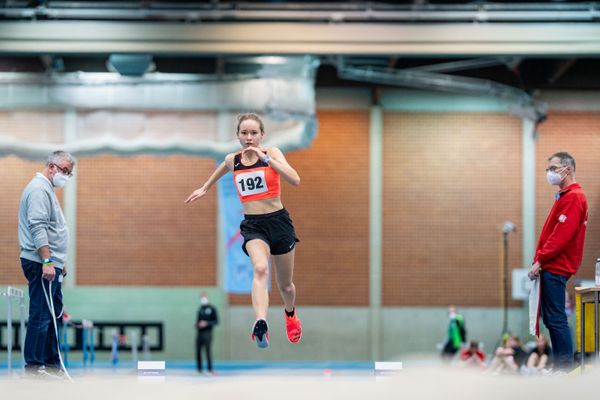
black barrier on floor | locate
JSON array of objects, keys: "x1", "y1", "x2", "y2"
[
  {"x1": 0, "y1": 321, "x2": 21, "y2": 351},
  {"x1": 0, "y1": 321, "x2": 163, "y2": 351}
]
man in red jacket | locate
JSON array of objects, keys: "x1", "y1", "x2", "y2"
[{"x1": 528, "y1": 151, "x2": 588, "y2": 371}]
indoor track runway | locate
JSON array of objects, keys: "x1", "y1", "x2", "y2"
[{"x1": 1, "y1": 362, "x2": 598, "y2": 400}]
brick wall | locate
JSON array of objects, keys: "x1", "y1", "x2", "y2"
[
  {"x1": 382, "y1": 112, "x2": 523, "y2": 306},
  {"x1": 535, "y1": 112, "x2": 600, "y2": 283},
  {"x1": 0, "y1": 111, "x2": 64, "y2": 143},
  {"x1": 76, "y1": 155, "x2": 217, "y2": 286}
]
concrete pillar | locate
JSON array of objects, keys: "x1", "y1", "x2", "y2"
[
  {"x1": 63, "y1": 108, "x2": 78, "y2": 288},
  {"x1": 369, "y1": 105, "x2": 383, "y2": 360}
]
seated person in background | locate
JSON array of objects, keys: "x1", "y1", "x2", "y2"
[
  {"x1": 526, "y1": 335, "x2": 552, "y2": 372},
  {"x1": 489, "y1": 336, "x2": 528, "y2": 374},
  {"x1": 459, "y1": 341, "x2": 486, "y2": 368}
]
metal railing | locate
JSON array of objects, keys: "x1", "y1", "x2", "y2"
[{"x1": 0, "y1": 286, "x2": 26, "y2": 374}]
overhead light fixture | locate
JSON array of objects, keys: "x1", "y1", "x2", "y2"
[
  {"x1": 228, "y1": 56, "x2": 289, "y2": 65},
  {"x1": 252, "y1": 56, "x2": 289, "y2": 65},
  {"x1": 106, "y1": 54, "x2": 155, "y2": 76}
]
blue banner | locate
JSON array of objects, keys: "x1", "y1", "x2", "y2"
[{"x1": 219, "y1": 171, "x2": 263, "y2": 294}]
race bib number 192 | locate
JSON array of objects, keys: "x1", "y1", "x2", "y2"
[{"x1": 236, "y1": 170, "x2": 268, "y2": 196}]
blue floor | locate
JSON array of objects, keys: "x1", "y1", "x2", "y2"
[{"x1": 0, "y1": 360, "x2": 375, "y2": 377}]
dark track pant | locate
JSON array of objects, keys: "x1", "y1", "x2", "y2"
[{"x1": 196, "y1": 330, "x2": 213, "y2": 372}]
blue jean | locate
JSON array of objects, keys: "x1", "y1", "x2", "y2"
[
  {"x1": 21, "y1": 258, "x2": 63, "y2": 367},
  {"x1": 541, "y1": 270, "x2": 573, "y2": 369}
]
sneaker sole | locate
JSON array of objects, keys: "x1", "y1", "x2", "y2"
[
  {"x1": 286, "y1": 323, "x2": 302, "y2": 344},
  {"x1": 252, "y1": 320, "x2": 269, "y2": 349},
  {"x1": 287, "y1": 333, "x2": 302, "y2": 344},
  {"x1": 256, "y1": 335, "x2": 269, "y2": 349}
]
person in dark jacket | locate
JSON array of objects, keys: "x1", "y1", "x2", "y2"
[{"x1": 196, "y1": 291, "x2": 219, "y2": 374}]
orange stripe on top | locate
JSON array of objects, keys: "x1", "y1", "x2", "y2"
[{"x1": 232, "y1": 152, "x2": 281, "y2": 203}]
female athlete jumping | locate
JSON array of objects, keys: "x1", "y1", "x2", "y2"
[{"x1": 185, "y1": 113, "x2": 302, "y2": 349}]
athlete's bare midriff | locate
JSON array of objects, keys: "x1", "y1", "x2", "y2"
[{"x1": 242, "y1": 196, "x2": 284, "y2": 215}]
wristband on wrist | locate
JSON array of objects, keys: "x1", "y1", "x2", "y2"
[
  {"x1": 43, "y1": 258, "x2": 53, "y2": 265},
  {"x1": 264, "y1": 154, "x2": 270, "y2": 164}
]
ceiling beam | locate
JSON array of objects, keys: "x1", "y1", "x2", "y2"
[
  {"x1": 1, "y1": 22, "x2": 600, "y2": 56},
  {"x1": 1, "y1": 2, "x2": 599, "y2": 22}
]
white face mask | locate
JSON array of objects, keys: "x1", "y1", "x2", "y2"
[
  {"x1": 52, "y1": 172, "x2": 69, "y2": 188},
  {"x1": 546, "y1": 167, "x2": 566, "y2": 186},
  {"x1": 200, "y1": 297, "x2": 209, "y2": 305}
]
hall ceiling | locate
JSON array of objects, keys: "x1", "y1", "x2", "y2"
[{"x1": 0, "y1": 1, "x2": 599, "y2": 91}]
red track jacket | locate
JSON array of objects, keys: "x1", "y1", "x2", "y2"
[{"x1": 534, "y1": 183, "x2": 588, "y2": 278}]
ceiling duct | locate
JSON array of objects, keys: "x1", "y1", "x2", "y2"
[
  {"x1": 0, "y1": 56, "x2": 320, "y2": 160},
  {"x1": 337, "y1": 58, "x2": 546, "y2": 122}
]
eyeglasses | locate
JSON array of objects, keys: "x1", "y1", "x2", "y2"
[
  {"x1": 52, "y1": 163, "x2": 73, "y2": 177},
  {"x1": 545, "y1": 165, "x2": 565, "y2": 173}
]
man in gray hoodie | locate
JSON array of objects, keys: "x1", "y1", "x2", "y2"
[{"x1": 18, "y1": 150, "x2": 76, "y2": 377}]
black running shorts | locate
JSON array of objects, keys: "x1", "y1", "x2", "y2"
[{"x1": 240, "y1": 208, "x2": 299, "y2": 256}]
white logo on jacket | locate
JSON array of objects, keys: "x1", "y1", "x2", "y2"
[{"x1": 558, "y1": 214, "x2": 567, "y2": 223}]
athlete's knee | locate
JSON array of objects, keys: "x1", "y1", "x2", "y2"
[
  {"x1": 279, "y1": 282, "x2": 295, "y2": 295},
  {"x1": 253, "y1": 262, "x2": 269, "y2": 279}
]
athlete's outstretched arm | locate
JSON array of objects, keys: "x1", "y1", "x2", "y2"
[{"x1": 184, "y1": 156, "x2": 232, "y2": 203}]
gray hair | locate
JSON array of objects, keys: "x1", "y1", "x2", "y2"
[
  {"x1": 46, "y1": 150, "x2": 76, "y2": 167},
  {"x1": 548, "y1": 151, "x2": 575, "y2": 172}
]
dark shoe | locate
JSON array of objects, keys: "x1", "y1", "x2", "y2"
[{"x1": 251, "y1": 319, "x2": 269, "y2": 349}]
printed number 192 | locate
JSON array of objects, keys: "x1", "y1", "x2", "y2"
[{"x1": 239, "y1": 176, "x2": 264, "y2": 192}]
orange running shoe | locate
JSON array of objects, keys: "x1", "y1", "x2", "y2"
[{"x1": 285, "y1": 309, "x2": 302, "y2": 343}]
